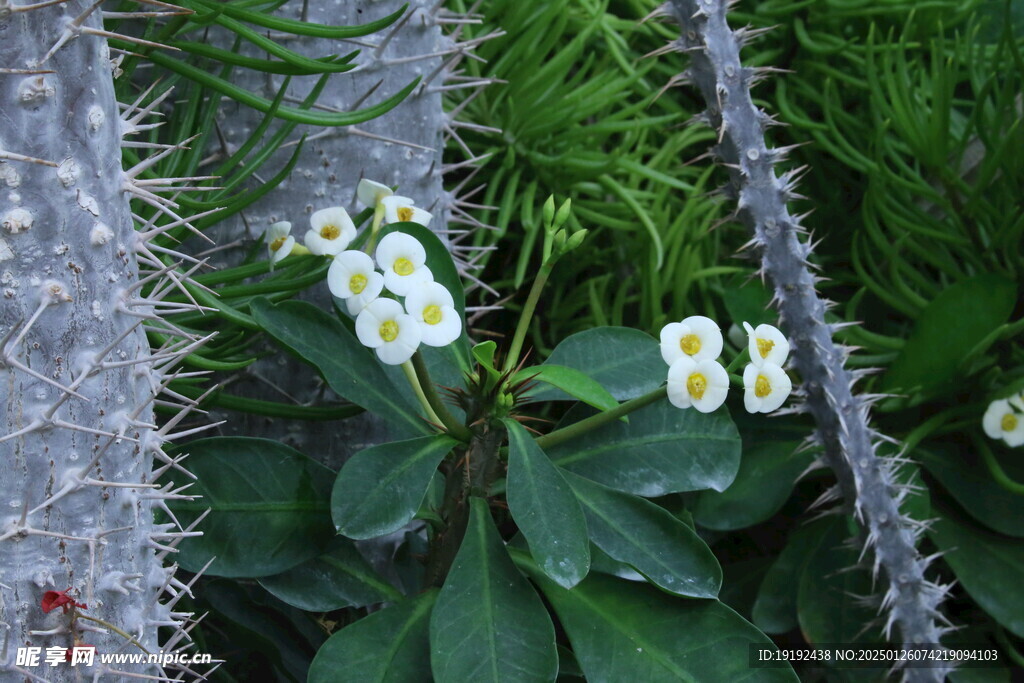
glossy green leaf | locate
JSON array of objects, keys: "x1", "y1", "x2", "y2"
[
  {"x1": 308, "y1": 590, "x2": 436, "y2": 683},
  {"x1": 259, "y1": 537, "x2": 402, "y2": 612},
  {"x1": 692, "y1": 440, "x2": 811, "y2": 531},
  {"x1": 752, "y1": 519, "x2": 833, "y2": 635},
  {"x1": 883, "y1": 274, "x2": 1017, "y2": 397},
  {"x1": 563, "y1": 471, "x2": 721, "y2": 599},
  {"x1": 250, "y1": 298, "x2": 429, "y2": 437},
  {"x1": 930, "y1": 498, "x2": 1024, "y2": 638},
  {"x1": 333, "y1": 435, "x2": 457, "y2": 540},
  {"x1": 430, "y1": 498, "x2": 558, "y2": 683},
  {"x1": 549, "y1": 399, "x2": 741, "y2": 496},
  {"x1": 528, "y1": 327, "x2": 663, "y2": 402},
  {"x1": 518, "y1": 556, "x2": 798, "y2": 683},
  {"x1": 721, "y1": 276, "x2": 776, "y2": 328},
  {"x1": 167, "y1": 438, "x2": 334, "y2": 578},
  {"x1": 920, "y1": 445, "x2": 1024, "y2": 537},
  {"x1": 513, "y1": 364, "x2": 619, "y2": 413},
  {"x1": 504, "y1": 418, "x2": 590, "y2": 589}
]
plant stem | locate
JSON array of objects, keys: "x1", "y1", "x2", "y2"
[
  {"x1": 536, "y1": 385, "x2": 668, "y2": 451},
  {"x1": 503, "y1": 260, "x2": 554, "y2": 374},
  {"x1": 402, "y1": 360, "x2": 444, "y2": 426},
  {"x1": 411, "y1": 352, "x2": 472, "y2": 442},
  {"x1": 74, "y1": 614, "x2": 151, "y2": 655},
  {"x1": 365, "y1": 204, "x2": 386, "y2": 254},
  {"x1": 978, "y1": 438, "x2": 1024, "y2": 495}
]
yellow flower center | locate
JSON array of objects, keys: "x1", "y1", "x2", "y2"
[
  {"x1": 394, "y1": 257, "x2": 414, "y2": 276},
  {"x1": 397, "y1": 207, "x2": 414, "y2": 222},
  {"x1": 1002, "y1": 413, "x2": 1019, "y2": 432},
  {"x1": 756, "y1": 337, "x2": 775, "y2": 359},
  {"x1": 269, "y1": 236, "x2": 287, "y2": 252},
  {"x1": 349, "y1": 273, "x2": 367, "y2": 295},
  {"x1": 680, "y1": 334, "x2": 701, "y2": 356},
  {"x1": 379, "y1": 320, "x2": 399, "y2": 342},
  {"x1": 687, "y1": 372, "x2": 707, "y2": 400},
  {"x1": 320, "y1": 224, "x2": 341, "y2": 240},
  {"x1": 423, "y1": 305, "x2": 442, "y2": 325},
  {"x1": 754, "y1": 375, "x2": 771, "y2": 398}
]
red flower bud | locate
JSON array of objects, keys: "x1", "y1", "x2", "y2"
[{"x1": 41, "y1": 589, "x2": 87, "y2": 614}]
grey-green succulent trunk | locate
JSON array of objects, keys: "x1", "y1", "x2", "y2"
[
  {"x1": 1, "y1": 3, "x2": 180, "y2": 679},
  {"x1": 662, "y1": 2, "x2": 949, "y2": 679}
]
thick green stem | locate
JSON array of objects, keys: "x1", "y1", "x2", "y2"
[
  {"x1": 412, "y1": 351, "x2": 472, "y2": 442},
  {"x1": 536, "y1": 385, "x2": 668, "y2": 451},
  {"x1": 503, "y1": 261, "x2": 555, "y2": 373}
]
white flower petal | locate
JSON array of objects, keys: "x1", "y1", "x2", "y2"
[
  {"x1": 269, "y1": 235, "x2": 295, "y2": 266},
  {"x1": 420, "y1": 307, "x2": 461, "y2": 346},
  {"x1": 357, "y1": 179, "x2": 393, "y2": 208},
  {"x1": 266, "y1": 221, "x2": 291, "y2": 243},
  {"x1": 1009, "y1": 393, "x2": 1024, "y2": 412},
  {"x1": 327, "y1": 251, "x2": 373, "y2": 299},
  {"x1": 375, "y1": 231, "x2": 426, "y2": 268},
  {"x1": 690, "y1": 360, "x2": 729, "y2": 413},
  {"x1": 748, "y1": 322, "x2": 790, "y2": 367},
  {"x1": 406, "y1": 281, "x2": 454, "y2": 316},
  {"x1": 309, "y1": 207, "x2": 356, "y2": 254},
  {"x1": 375, "y1": 315, "x2": 421, "y2": 365},
  {"x1": 983, "y1": 400, "x2": 1009, "y2": 439},
  {"x1": 346, "y1": 273, "x2": 384, "y2": 315},
  {"x1": 354, "y1": 298, "x2": 402, "y2": 349},
  {"x1": 660, "y1": 322, "x2": 688, "y2": 366},
  {"x1": 666, "y1": 356, "x2": 697, "y2": 409},
  {"x1": 384, "y1": 264, "x2": 433, "y2": 297},
  {"x1": 1005, "y1": 416, "x2": 1024, "y2": 447},
  {"x1": 681, "y1": 315, "x2": 723, "y2": 361},
  {"x1": 743, "y1": 362, "x2": 791, "y2": 413}
]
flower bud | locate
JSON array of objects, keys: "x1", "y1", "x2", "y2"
[
  {"x1": 553, "y1": 198, "x2": 572, "y2": 230},
  {"x1": 565, "y1": 228, "x2": 588, "y2": 251},
  {"x1": 542, "y1": 195, "x2": 556, "y2": 230}
]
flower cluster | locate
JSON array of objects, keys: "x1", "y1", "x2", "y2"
[
  {"x1": 264, "y1": 179, "x2": 460, "y2": 367},
  {"x1": 659, "y1": 317, "x2": 793, "y2": 414},
  {"x1": 264, "y1": 179, "x2": 433, "y2": 268},
  {"x1": 983, "y1": 394, "x2": 1024, "y2": 447},
  {"x1": 740, "y1": 322, "x2": 793, "y2": 414}
]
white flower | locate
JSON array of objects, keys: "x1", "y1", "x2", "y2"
[
  {"x1": 742, "y1": 321, "x2": 790, "y2": 367},
  {"x1": 660, "y1": 315, "x2": 723, "y2": 365},
  {"x1": 305, "y1": 207, "x2": 356, "y2": 256},
  {"x1": 1009, "y1": 392, "x2": 1024, "y2": 412},
  {"x1": 405, "y1": 281, "x2": 461, "y2": 347},
  {"x1": 983, "y1": 399, "x2": 1024, "y2": 447},
  {"x1": 667, "y1": 357, "x2": 729, "y2": 413},
  {"x1": 328, "y1": 250, "x2": 384, "y2": 315},
  {"x1": 357, "y1": 178, "x2": 393, "y2": 208},
  {"x1": 382, "y1": 195, "x2": 432, "y2": 227},
  {"x1": 265, "y1": 221, "x2": 294, "y2": 268},
  {"x1": 743, "y1": 362, "x2": 792, "y2": 414},
  {"x1": 375, "y1": 231, "x2": 433, "y2": 296},
  {"x1": 355, "y1": 298, "x2": 421, "y2": 365}
]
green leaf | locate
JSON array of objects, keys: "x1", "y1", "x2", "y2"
[
  {"x1": 691, "y1": 441, "x2": 811, "y2": 531},
  {"x1": 333, "y1": 435, "x2": 457, "y2": 540},
  {"x1": 517, "y1": 556, "x2": 798, "y2": 683},
  {"x1": 513, "y1": 364, "x2": 620, "y2": 414},
  {"x1": 920, "y1": 445, "x2": 1024, "y2": 537},
  {"x1": 196, "y1": 0, "x2": 409, "y2": 39},
  {"x1": 250, "y1": 298, "x2": 429, "y2": 437},
  {"x1": 930, "y1": 497, "x2": 1024, "y2": 638},
  {"x1": 472, "y1": 340, "x2": 501, "y2": 383},
  {"x1": 430, "y1": 498, "x2": 558, "y2": 683},
  {"x1": 258, "y1": 537, "x2": 402, "y2": 611},
  {"x1": 883, "y1": 274, "x2": 1017, "y2": 398},
  {"x1": 167, "y1": 437, "x2": 334, "y2": 578},
  {"x1": 503, "y1": 418, "x2": 591, "y2": 589},
  {"x1": 797, "y1": 518, "x2": 881, "y2": 647},
  {"x1": 528, "y1": 327, "x2": 664, "y2": 402},
  {"x1": 549, "y1": 399, "x2": 741, "y2": 496},
  {"x1": 752, "y1": 519, "x2": 833, "y2": 635},
  {"x1": 720, "y1": 276, "x2": 776, "y2": 329},
  {"x1": 563, "y1": 471, "x2": 721, "y2": 599},
  {"x1": 308, "y1": 590, "x2": 436, "y2": 683}
]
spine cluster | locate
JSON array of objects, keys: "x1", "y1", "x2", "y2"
[
  {"x1": 1, "y1": 2, "x2": 212, "y2": 680},
  {"x1": 659, "y1": 1, "x2": 950, "y2": 678}
]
